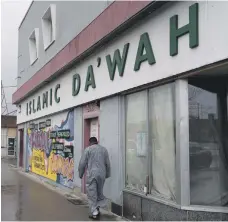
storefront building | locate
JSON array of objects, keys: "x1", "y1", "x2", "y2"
[{"x1": 13, "y1": 1, "x2": 228, "y2": 220}]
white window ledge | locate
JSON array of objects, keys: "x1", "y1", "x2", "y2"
[
  {"x1": 30, "y1": 57, "x2": 38, "y2": 66},
  {"x1": 44, "y1": 39, "x2": 55, "y2": 51}
]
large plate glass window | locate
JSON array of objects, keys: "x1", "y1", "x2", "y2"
[
  {"x1": 149, "y1": 83, "x2": 176, "y2": 200},
  {"x1": 188, "y1": 77, "x2": 228, "y2": 206},
  {"x1": 125, "y1": 82, "x2": 176, "y2": 200},
  {"x1": 125, "y1": 90, "x2": 148, "y2": 192}
]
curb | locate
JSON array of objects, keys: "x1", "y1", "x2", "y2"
[{"x1": 13, "y1": 167, "x2": 126, "y2": 221}]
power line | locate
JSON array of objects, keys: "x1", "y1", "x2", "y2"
[
  {"x1": 2, "y1": 86, "x2": 17, "y2": 88},
  {"x1": 5, "y1": 110, "x2": 17, "y2": 116}
]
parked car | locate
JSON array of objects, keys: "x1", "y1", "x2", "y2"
[{"x1": 190, "y1": 144, "x2": 212, "y2": 170}]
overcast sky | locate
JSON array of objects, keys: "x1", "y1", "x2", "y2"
[{"x1": 1, "y1": 0, "x2": 31, "y2": 115}]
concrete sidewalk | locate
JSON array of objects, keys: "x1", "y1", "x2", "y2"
[
  {"x1": 12, "y1": 166, "x2": 126, "y2": 221},
  {"x1": 1, "y1": 156, "x2": 17, "y2": 166}
]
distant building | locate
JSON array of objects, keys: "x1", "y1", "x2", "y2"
[
  {"x1": 1, "y1": 115, "x2": 17, "y2": 157},
  {"x1": 1, "y1": 115, "x2": 17, "y2": 148},
  {"x1": 13, "y1": 1, "x2": 228, "y2": 220}
]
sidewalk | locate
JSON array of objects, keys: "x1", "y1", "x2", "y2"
[
  {"x1": 1, "y1": 156, "x2": 17, "y2": 167},
  {"x1": 13, "y1": 166, "x2": 126, "y2": 221}
]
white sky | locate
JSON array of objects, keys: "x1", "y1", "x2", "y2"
[{"x1": 1, "y1": 0, "x2": 31, "y2": 115}]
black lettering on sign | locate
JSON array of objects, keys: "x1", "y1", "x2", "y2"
[
  {"x1": 57, "y1": 130, "x2": 70, "y2": 139},
  {"x1": 46, "y1": 119, "x2": 51, "y2": 127},
  {"x1": 67, "y1": 153, "x2": 73, "y2": 158},
  {"x1": 29, "y1": 101, "x2": 32, "y2": 115},
  {"x1": 34, "y1": 156, "x2": 40, "y2": 161},
  {"x1": 56, "y1": 150, "x2": 63, "y2": 155},
  {"x1": 64, "y1": 148, "x2": 71, "y2": 152},
  {"x1": 50, "y1": 131, "x2": 57, "y2": 139},
  {"x1": 53, "y1": 142, "x2": 64, "y2": 151},
  {"x1": 34, "y1": 162, "x2": 45, "y2": 170},
  {"x1": 64, "y1": 145, "x2": 74, "y2": 158},
  {"x1": 39, "y1": 122, "x2": 46, "y2": 129},
  {"x1": 52, "y1": 142, "x2": 64, "y2": 155}
]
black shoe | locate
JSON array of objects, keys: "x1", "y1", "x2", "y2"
[
  {"x1": 89, "y1": 214, "x2": 98, "y2": 220},
  {"x1": 97, "y1": 207, "x2": 100, "y2": 216}
]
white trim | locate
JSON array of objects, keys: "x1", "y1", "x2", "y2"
[
  {"x1": 44, "y1": 39, "x2": 55, "y2": 51},
  {"x1": 30, "y1": 57, "x2": 38, "y2": 66},
  {"x1": 41, "y1": 4, "x2": 56, "y2": 50},
  {"x1": 28, "y1": 28, "x2": 39, "y2": 65}
]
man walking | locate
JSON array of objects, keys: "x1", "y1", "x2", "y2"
[{"x1": 78, "y1": 137, "x2": 111, "y2": 219}]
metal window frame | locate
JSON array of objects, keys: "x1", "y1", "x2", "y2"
[
  {"x1": 122, "y1": 80, "x2": 184, "y2": 203},
  {"x1": 123, "y1": 90, "x2": 149, "y2": 193},
  {"x1": 175, "y1": 79, "x2": 190, "y2": 206},
  {"x1": 147, "y1": 89, "x2": 152, "y2": 193},
  {"x1": 119, "y1": 96, "x2": 126, "y2": 210}
]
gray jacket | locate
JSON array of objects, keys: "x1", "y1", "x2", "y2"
[{"x1": 78, "y1": 144, "x2": 111, "y2": 181}]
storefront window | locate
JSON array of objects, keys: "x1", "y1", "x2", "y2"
[
  {"x1": 149, "y1": 83, "x2": 176, "y2": 200},
  {"x1": 125, "y1": 83, "x2": 176, "y2": 199},
  {"x1": 125, "y1": 90, "x2": 148, "y2": 192},
  {"x1": 189, "y1": 78, "x2": 228, "y2": 206}
]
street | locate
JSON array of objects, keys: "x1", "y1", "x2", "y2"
[{"x1": 1, "y1": 159, "x2": 120, "y2": 221}]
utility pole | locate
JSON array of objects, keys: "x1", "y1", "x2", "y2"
[{"x1": 1, "y1": 81, "x2": 9, "y2": 115}]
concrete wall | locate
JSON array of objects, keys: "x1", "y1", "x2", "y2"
[
  {"x1": 100, "y1": 96, "x2": 123, "y2": 205},
  {"x1": 1, "y1": 148, "x2": 7, "y2": 157},
  {"x1": 1, "y1": 128, "x2": 7, "y2": 148},
  {"x1": 18, "y1": 1, "x2": 113, "y2": 88},
  {"x1": 8, "y1": 128, "x2": 17, "y2": 138},
  {"x1": 74, "y1": 106, "x2": 83, "y2": 187}
]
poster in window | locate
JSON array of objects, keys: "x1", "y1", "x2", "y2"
[
  {"x1": 136, "y1": 131, "x2": 147, "y2": 157},
  {"x1": 90, "y1": 119, "x2": 99, "y2": 140}
]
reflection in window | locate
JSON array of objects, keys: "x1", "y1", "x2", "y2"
[
  {"x1": 125, "y1": 90, "x2": 148, "y2": 192},
  {"x1": 189, "y1": 78, "x2": 228, "y2": 206},
  {"x1": 149, "y1": 83, "x2": 176, "y2": 200}
]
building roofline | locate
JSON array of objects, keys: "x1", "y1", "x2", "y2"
[
  {"x1": 18, "y1": 0, "x2": 34, "y2": 30},
  {"x1": 13, "y1": 1, "x2": 165, "y2": 104}
]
